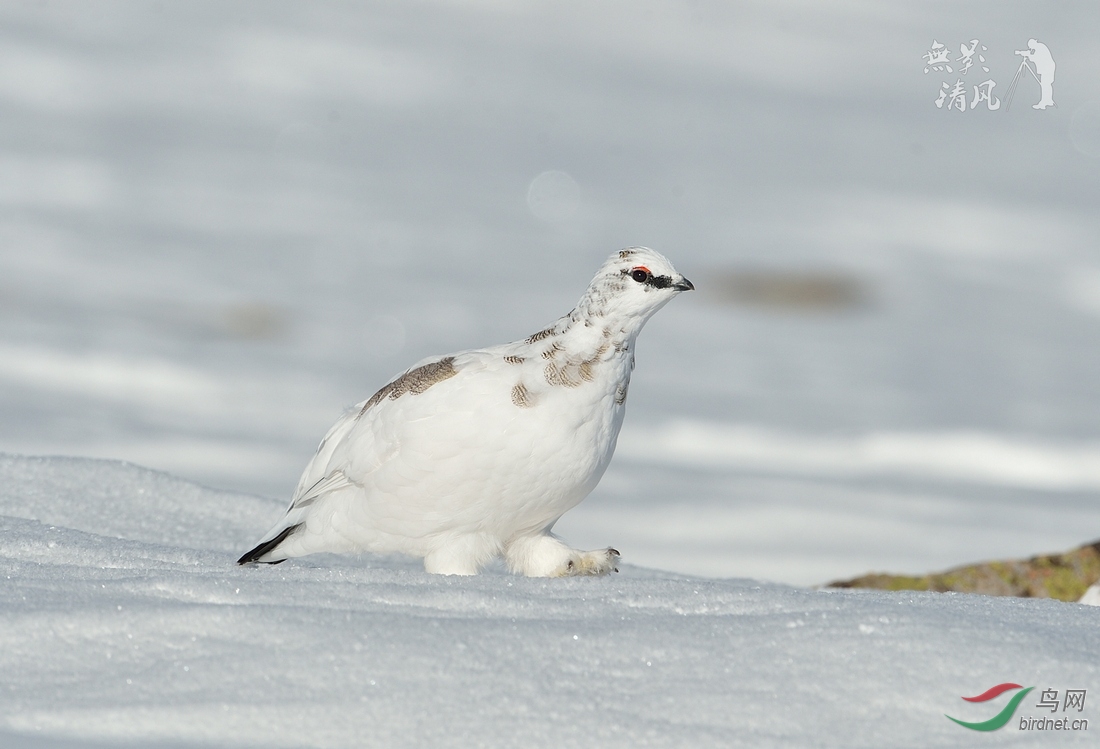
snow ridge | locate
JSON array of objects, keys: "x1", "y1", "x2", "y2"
[{"x1": 1, "y1": 455, "x2": 1097, "y2": 748}]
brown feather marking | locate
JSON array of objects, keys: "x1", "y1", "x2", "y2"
[
  {"x1": 526, "y1": 327, "x2": 556, "y2": 344},
  {"x1": 541, "y1": 341, "x2": 564, "y2": 360},
  {"x1": 358, "y1": 356, "x2": 458, "y2": 416},
  {"x1": 543, "y1": 362, "x2": 561, "y2": 387},
  {"x1": 511, "y1": 382, "x2": 535, "y2": 408},
  {"x1": 577, "y1": 342, "x2": 608, "y2": 382},
  {"x1": 544, "y1": 361, "x2": 583, "y2": 388},
  {"x1": 504, "y1": 355, "x2": 525, "y2": 364},
  {"x1": 615, "y1": 382, "x2": 628, "y2": 405}
]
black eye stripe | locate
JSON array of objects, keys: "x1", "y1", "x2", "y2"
[{"x1": 622, "y1": 268, "x2": 673, "y2": 288}]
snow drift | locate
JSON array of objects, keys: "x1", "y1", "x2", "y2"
[{"x1": 1, "y1": 455, "x2": 1096, "y2": 748}]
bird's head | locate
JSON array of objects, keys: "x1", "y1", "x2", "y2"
[{"x1": 575, "y1": 247, "x2": 693, "y2": 328}]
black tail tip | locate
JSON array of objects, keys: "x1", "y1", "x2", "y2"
[
  {"x1": 236, "y1": 547, "x2": 276, "y2": 565},
  {"x1": 236, "y1": 554, "x2": 286, "y2": 566},
  {"x1": 236, "y1": 524, "x2": 300, "y2": 566}
]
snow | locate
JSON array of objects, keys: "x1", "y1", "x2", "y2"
[
  {"x1": 1, "y1": 455, "x2": 1097, "y2": 748},
  {"x1": 2, "y1": 0, "x2": 1100, "y2": 744}
]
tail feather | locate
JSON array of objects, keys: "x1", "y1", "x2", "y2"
[{"x1": 237, "y1": 523, "x2": 302, "y2": 565}]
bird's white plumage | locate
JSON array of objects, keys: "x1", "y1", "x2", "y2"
[{"x1": 239, "y1": 247, "x2": 692, "y2": 576}]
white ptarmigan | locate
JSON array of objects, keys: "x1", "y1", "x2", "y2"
[{"x1": 238, "y1": 247, "x2": 693, "y2": 576}]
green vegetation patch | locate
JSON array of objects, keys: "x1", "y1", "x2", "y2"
[{"x1": 828, "y1": 540, "x2": 1100, "y2": 602}]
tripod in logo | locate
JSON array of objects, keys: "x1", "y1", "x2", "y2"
[{"x1": 946, "y1": 683, "x2": 1034, "y2": 731}]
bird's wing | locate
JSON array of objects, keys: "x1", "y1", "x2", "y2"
[
  {"x1": 244, "y1": 344, "x2": 530, "y2": 556},
  {"x1": 293, "y1": 347, "x2": 505, "y2": 496},
  {"x1": 238, "y1": 409, "x2": 362, "y2": 560},
  {"x1": 288, "y1": 406, "x2": 363, "y2": 508}
]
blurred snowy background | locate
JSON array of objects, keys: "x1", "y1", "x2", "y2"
[{"x1": 2, "y1": 0, "x2": 1099, "y2": 585}]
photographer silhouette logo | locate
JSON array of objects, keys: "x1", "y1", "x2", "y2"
[
  {"x1": 1009, "y1": 39, "x2": 1056, "y2": 110},
  {"x1": 922, "y1": 38, "x2": 1056, "y2": 112}
]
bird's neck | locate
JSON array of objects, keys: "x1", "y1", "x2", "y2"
[{"x1": 551, "y1": 309, "x2": 639, "y2": 365}]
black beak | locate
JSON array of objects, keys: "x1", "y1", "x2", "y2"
[{"x1": 674, "y1": 277, "x2": 695, "y2": 292}]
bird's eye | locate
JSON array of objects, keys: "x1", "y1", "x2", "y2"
[{"x1": 630, "y1": 268, "x2": 650, "y2": 283}]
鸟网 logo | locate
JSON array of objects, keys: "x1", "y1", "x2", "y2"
[{"x1": 945, "y1": 683, "x2": 1034, "y2": 731}]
